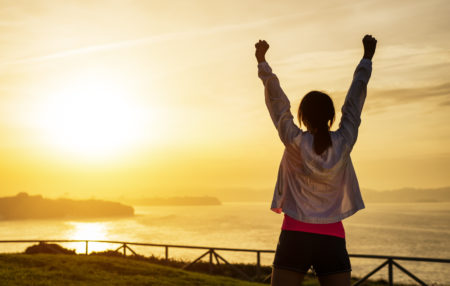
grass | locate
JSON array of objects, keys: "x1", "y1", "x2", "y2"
[
  {"x1": 0, "y1": 252, "x2": 415, "y2": 286},
  {"x1": 0, "y1": 253, "x2": 265, "y2": 286}
]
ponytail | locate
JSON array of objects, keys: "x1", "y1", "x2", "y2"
[
  {"x1": 312, "y1": 123, "x2": 332, "y2": 155},
  {"x1": 298, "y1": 91, "x2": 335, "y2": 156}
]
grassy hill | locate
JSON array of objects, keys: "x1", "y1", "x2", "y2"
[{"x1": 0, "y1": 253, "x2": 266, "y2": 286}]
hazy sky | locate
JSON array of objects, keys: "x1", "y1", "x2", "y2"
[{"x1": 0, "y1": 0, "x2": 449, "y2": 200}]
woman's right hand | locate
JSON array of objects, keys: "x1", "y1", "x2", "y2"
[
  {"x1": 363, "y1": 34, "x2": 377, "y2": 60},
  {"x1": 255, "y1": 40, "x2": 269, "y2": 63}
]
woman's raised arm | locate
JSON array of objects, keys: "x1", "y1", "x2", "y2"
[
  {"x1": 337, "y1": 35, "x2": 377, "y2": 149},
  {"x1": 255, "y1": 40, "x2": 302, "y2": 146}
]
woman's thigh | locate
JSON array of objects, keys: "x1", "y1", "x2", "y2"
[
  {"x1": 311, "y1": 234, "x2": 352, "y2": 277},
  {"x1": 272, "y1": 230, "x2": 314, "y2": 273},
  {"x1": 318, "y1": 271, "x2": 351, "y2": 286},
  {"x1": 271, "y1": 267, "x2": 305, "y2": 286}
]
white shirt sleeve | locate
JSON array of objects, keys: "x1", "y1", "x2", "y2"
[
  {"x1": 258, "y1": 61, "x2": 302, "y2": 146},
  {"x1": 337, "y1": 58, "x2": 372, "y2": 149}
]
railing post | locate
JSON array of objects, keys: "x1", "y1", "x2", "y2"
[
  {"x1": 85, "y1": 241, "x2": 88, "y2": 255},
  {"x1": 209, "y1": 249, "x2": 213, "y2": 273},
  {"x1": 165, "y1": 246, "x2": 169, "y2": 261},
  {"x1": 123, "y1": 243, "x2": 126, "y2": 256},
  {"x1": 256, "y1": 251, "x2": 261, "y2": 277},
  {"x1": 388, "y1": 258, "x2": 393, "y2": 286}
]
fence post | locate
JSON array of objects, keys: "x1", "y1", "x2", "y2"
[
  {"x1": 256, "y1": 251, "x2": 261, "y2": 277},
  {"x1": 165, "y1": 246, "x2": 169, "y2": 261},
  {"x1": 85, "y1": 241, "x2": 88, "y2": 255},
  {"x1": 123, "y1": 243, "x2": 126, "y2": 256},
  {"x1": 209, "y1": 249, "x2": 213, "y2": 273},
  {"x1": 388, "y1": 258, "x2": 393, "y2": 286}
]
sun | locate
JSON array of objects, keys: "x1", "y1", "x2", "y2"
[
  {"x1": 66, "y1": 222, "x2": 111, "y2": 254},
  {"x1": 34, "y1": 70, "x2": 151, "y2": 161}
]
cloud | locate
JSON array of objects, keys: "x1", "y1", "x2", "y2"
[
  {"x1": 7, "y1": 12, "x2": 306, "y2": 66},
  {"x1": 0, "y1": 21, "x2": 23, "y2": 27},
  {"x1": 270, "y1": 44, "x2": 450, "y2": 115},
  {"x1": 360, "y1": 81, "x2": 450, "y2": 113}
]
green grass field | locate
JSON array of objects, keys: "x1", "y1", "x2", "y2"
[
  {"x1": 0, "y1": 253, "x2": 413, "y2": 285},
  {"x1": 0, "y1": 253, "x2": 266, "y2": 286}
]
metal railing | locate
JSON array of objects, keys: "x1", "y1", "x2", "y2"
[
  {"x1": 349, "y1": 254, "x2": 449, "y2": 286},
  {"x1": 0, "y1": 239, "x2": 448, "y2": 285}
]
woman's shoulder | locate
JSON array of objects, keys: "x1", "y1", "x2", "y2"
[
  {"x1": 330, "y1": 130, "x2": 346, "y2": 144},
  {"x1": 297, "y1": 131, "x2": 349, "y2": 158},
  {"x1": 288, "y1": 130, "x2": 350, "y2": 159},
  {"x1": 329, "y1": 131, "x2": 353, "y2": 156},
  {"x1": 298, "y1": 131, "x2": 345, "y2": 147}
]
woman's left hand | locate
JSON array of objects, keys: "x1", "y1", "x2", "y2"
[{"x1": 255, "y1": 40, "x2": 269, "y2": 63}]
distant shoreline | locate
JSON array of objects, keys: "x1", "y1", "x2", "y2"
[
  {"x1": 216, "y1": 186, "x2": 450, "y2": 204},
  {"x1": 0, "y1": 193, "x2": 134, "y2": 221},
  {"x1": 127, "y1": 196, "x2": 222, "y2": 206},
  {"x1": 361, "y1": 187, "x2": 450, "y2": 203}
]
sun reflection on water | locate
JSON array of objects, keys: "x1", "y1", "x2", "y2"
[{"x1": 66, "y1": 222, "x2": 112, "y2": 254}]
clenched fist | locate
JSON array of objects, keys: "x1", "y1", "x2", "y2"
[
  {"x1": 363, "y1": 34, "x2": 377, "y2": 60},
  {"x1": 255, "y1": 40, "x2": 269, "y2": 63}
]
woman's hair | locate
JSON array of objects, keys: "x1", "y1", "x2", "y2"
[{"x1": 298, "y1": 91, "x2": 335, "y2": 155}]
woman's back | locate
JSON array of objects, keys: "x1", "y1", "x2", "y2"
[{"x1": 257, "y1": 57, "x2": 373, "y2": 223}]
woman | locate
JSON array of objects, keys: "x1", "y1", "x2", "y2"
[{"x1": 255, "y1": 34, "x2": 377, "y2": 286}]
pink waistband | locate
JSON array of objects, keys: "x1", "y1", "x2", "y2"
[{"x1": 281, "y1": 214, "x2": 345, "y2": 238}]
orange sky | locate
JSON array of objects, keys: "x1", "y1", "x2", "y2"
[{"x1": 0, "y1": 0, "x2": 449, "y2": 201}]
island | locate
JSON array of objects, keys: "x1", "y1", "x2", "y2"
[
  {"x1": 0, "y1": 192, "x2": 134, "y2": 220},
  {"x1": 128, "y1": 196, "x2": 222, "y2": 206}
]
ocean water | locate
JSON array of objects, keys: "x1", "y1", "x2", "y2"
[{"x1": 0, "y1": 202, "x2": 449, "y2": 285}]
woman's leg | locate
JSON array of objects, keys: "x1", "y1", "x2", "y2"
[
  {"x1": 311, "y1": 233, "x2": 352, "y2": 286},
  {"x1": 271, "y1": 267, "x2": 305, "y2": 286},
  {"x1": 318, "y1": 271, "x2": 351, "y2": 286}
]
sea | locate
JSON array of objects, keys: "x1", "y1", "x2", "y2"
[{"x1": 0, "y1": 201, "x2": 449, "y2": 285}]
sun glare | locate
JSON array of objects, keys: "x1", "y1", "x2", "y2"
[
  {"x1": 67, "y1": 222, "x2": 110, "y2": 254},
  {"x1": 33, "y1": 70, "x2": 152, "y2": 161}
]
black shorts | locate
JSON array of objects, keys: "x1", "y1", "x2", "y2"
[{"x1": 272, "y1": 229, "x2": 352, "y2": 277}]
